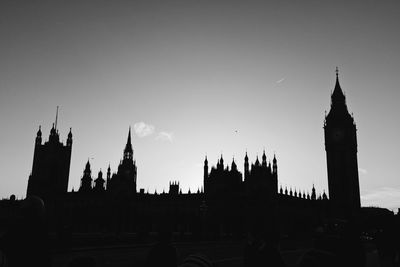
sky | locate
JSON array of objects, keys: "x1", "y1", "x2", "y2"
[{"x1": 0, "y1": 0, "x2": 399, "y2": 210}]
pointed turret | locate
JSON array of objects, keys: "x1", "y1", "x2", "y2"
[
  {"x1": 331, "y1": 67, "x2": 346, "y2": 106},
  {"x1": 272, "y1": 154, "x2": 277, "y2": 174},
  {"x1": 94, "y1": 169, "x2": 105, "y2": 192},
  {"x1": 67, "y1": 127, "x2": 73, "y2": 147},
  {"x1": 35, "y1": 126, "x2": 42, "y2": 145},
  {"x1": 49, "y1": 123, "x2": 59, "y2": 143},
  {"x1": 123, "y1": 127, "x2": 133, "y2": 160},
  {"x1": 322, "y1": 190, "x2": 328, "y2": 200},
  {"x1": 106, "y1": 164, "x2": 111, "y2": 190},
  {"x1": 107, "y1": 164, "x2": 111, "y2": 179},
  {"x1": 79, "y1": 159, "x2": 93, "y2": 193},
  {"x1": 244, "y1": 151, "x2": 249, "y2": 180},
  {"x1": 326, "y1": 67, "x2": 354, "y2": 126},
  {"x1": 262, "y1": 150, "x2": 267, "y2": 167},
  {"x1": 311, "y1": 184, "x2": 316, "y2": 200},
  {"x1": 231, "y1": 158, "x2": 237, "y2": 171},
  {"x1": 203, "y1": 155, "x2": 209, "y2": 188}
]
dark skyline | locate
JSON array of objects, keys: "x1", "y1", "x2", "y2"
[{"x1": 0, "y1": 0, "x2": 400, "y2": 210}]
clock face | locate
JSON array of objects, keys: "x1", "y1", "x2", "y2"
[{"x1": 332, "y1": 129, "x2": 345, "y2": 142}]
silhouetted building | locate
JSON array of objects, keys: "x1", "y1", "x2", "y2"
[
  {"x1": 204, "y1": 155, "x2": 242, "y2": 198},
  {"x1": 169, "y1": 181, "x2": 180, "y2": 195},
  {"x1": 203, "y1": 150, "x2": 277, "y2": 201},
  {"x1": 324, "y1": 68, "x2": 361, "y2": 218},
  {"x1": 106, "y1": 127, "x2": 137, "y2": 196},
  {"x1": 27, "y1": 110, "x2": 72, "y2": 202},
  {"x1": 15, "y1": 70, "x2": 364, "y2": 238},
  {"x1": 245, "y1": 151, "x2": 278, "y2": 199}
]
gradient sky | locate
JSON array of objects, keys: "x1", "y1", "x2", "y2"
[{"x1": 1, "y1": 0, "x2": 399, "y2": 210}]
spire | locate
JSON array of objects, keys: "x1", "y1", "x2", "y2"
[
  {"x1": 331, "y1": 67, "x2": 346, "y2": 106},
  {"x1": 231, "y1": 157, "x2": 237, "y2": 170},
  {"x1": 50, "y1": 123, "x2": 56, "y2": 135},
  {"x1": 49, "y1": 121, "x2": 59, "y2": 143},
  {"x1": 204, "y1": 155, "x2": 208, "y2": 165},
  {"x1": 37, "y1": 125, "x2": 42, "y2": 137},
  {"x1": 127, "y1": 126, "x2": 132, "y2": 145},
  {"x1": 85, "y1": 159, "x2": 91, "y2": 171},
  {"x1": 124, "y1": 127, "x2": 133, "y2": 159},
  {"x1": 322, "y1": 190, "x2": 328, "y2": 200},
  {"x1": 55, "y1": 106, "x2": 59, "y2": 131},
  {"x1": 311, "y1": 184, "x2": 316, "y2": 200},
  {"x1": 67, "y1": 127, "x2": 73, "y2": 146},
  {"x1": 35, "y1": 125, "x2": 42, "y2": 145},
  {"x1": 262, "y1": 149, "x2": 267, "y2": 166}
]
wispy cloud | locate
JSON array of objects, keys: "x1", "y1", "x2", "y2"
[
  {"x1": 361, "y1": 187, "x2": 400, "y2": 211},
  {"x1": 156, "y1": 131, "x2": 174, "y2": 142},
  {"x1": 276, "y1": 78, "x2": 285, "y2": 84},
  {"x1": 358, "y1": 168, "x2": 368, "y2": 175},
  {"x1": 133, "y1": 122, "x2": 155, "y2": 137}
]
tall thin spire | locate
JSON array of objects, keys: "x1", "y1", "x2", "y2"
[
  {"x1": 331, "y1": 67, "x2": 346, "y2": 107},
  {"x1": 55, "y1": 106, "x2": 59, "y2": 131},
  {"x1": 127, "y1": 126, "x2": 132, "y2": 146},
  {"x1": 124, "y1": 127, "x2": 133, "y2": 159}
]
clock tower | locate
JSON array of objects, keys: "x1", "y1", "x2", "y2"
[{"x1": 324, "y1": 68, "x2": 361, "y2": 218}]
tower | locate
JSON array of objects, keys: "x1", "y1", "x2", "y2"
[
  {"x1": 203, "y1": 156, "x2": 208, "y2": 192},
  {"x1": 106, "y1": 164, "x2": 111, "y2": 190},
  {"x1": 324, "y1": 68, "x2": 361, "y2": 218},
  {"x1": 108, "y1": 127, "x2": 137, "y2": 196},
  {"x1": 27, "y1": 109, "x2": 72, "y2": 201},
  {"x1": 93, "y1": 170, "x2": 105, "y2": 192},
  {"x1": 79, "y1": 160, "x2": 93, "y2": 193},
  {"x1": 244, "y1": 152, "x2": 249, "y2": 180}
]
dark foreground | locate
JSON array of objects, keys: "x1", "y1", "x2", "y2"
[{"x1": 52, "y1": 236, "x2": 382, "y2": 267}]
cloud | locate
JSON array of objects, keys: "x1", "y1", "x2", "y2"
[
  {"x1": 361, "y1": 187, "x2": 400, "y2": 211},
  {"x1": 276, "y1": 78, "x2": 285, "y2": 84},
  {"x1": 133, "y1": 122, "x2": 155, "y2": 137},
  {"x1": 156, "y1": 131, "x2": 173, "y2": 142},
  {"x1": 358, "y1": 168, "x2": 368, "y2": 175}
]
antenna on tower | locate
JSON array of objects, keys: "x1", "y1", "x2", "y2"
[{"x1": 55, "y1": 106, "x2": 59, "y2": 130}]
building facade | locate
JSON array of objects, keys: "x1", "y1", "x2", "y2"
[
  {"x1": 27, "y1": 124, "x2": 72, "y2": 202},
  {"x1": 20, "y1": 70, "x2": 361, "y2": 236}
]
